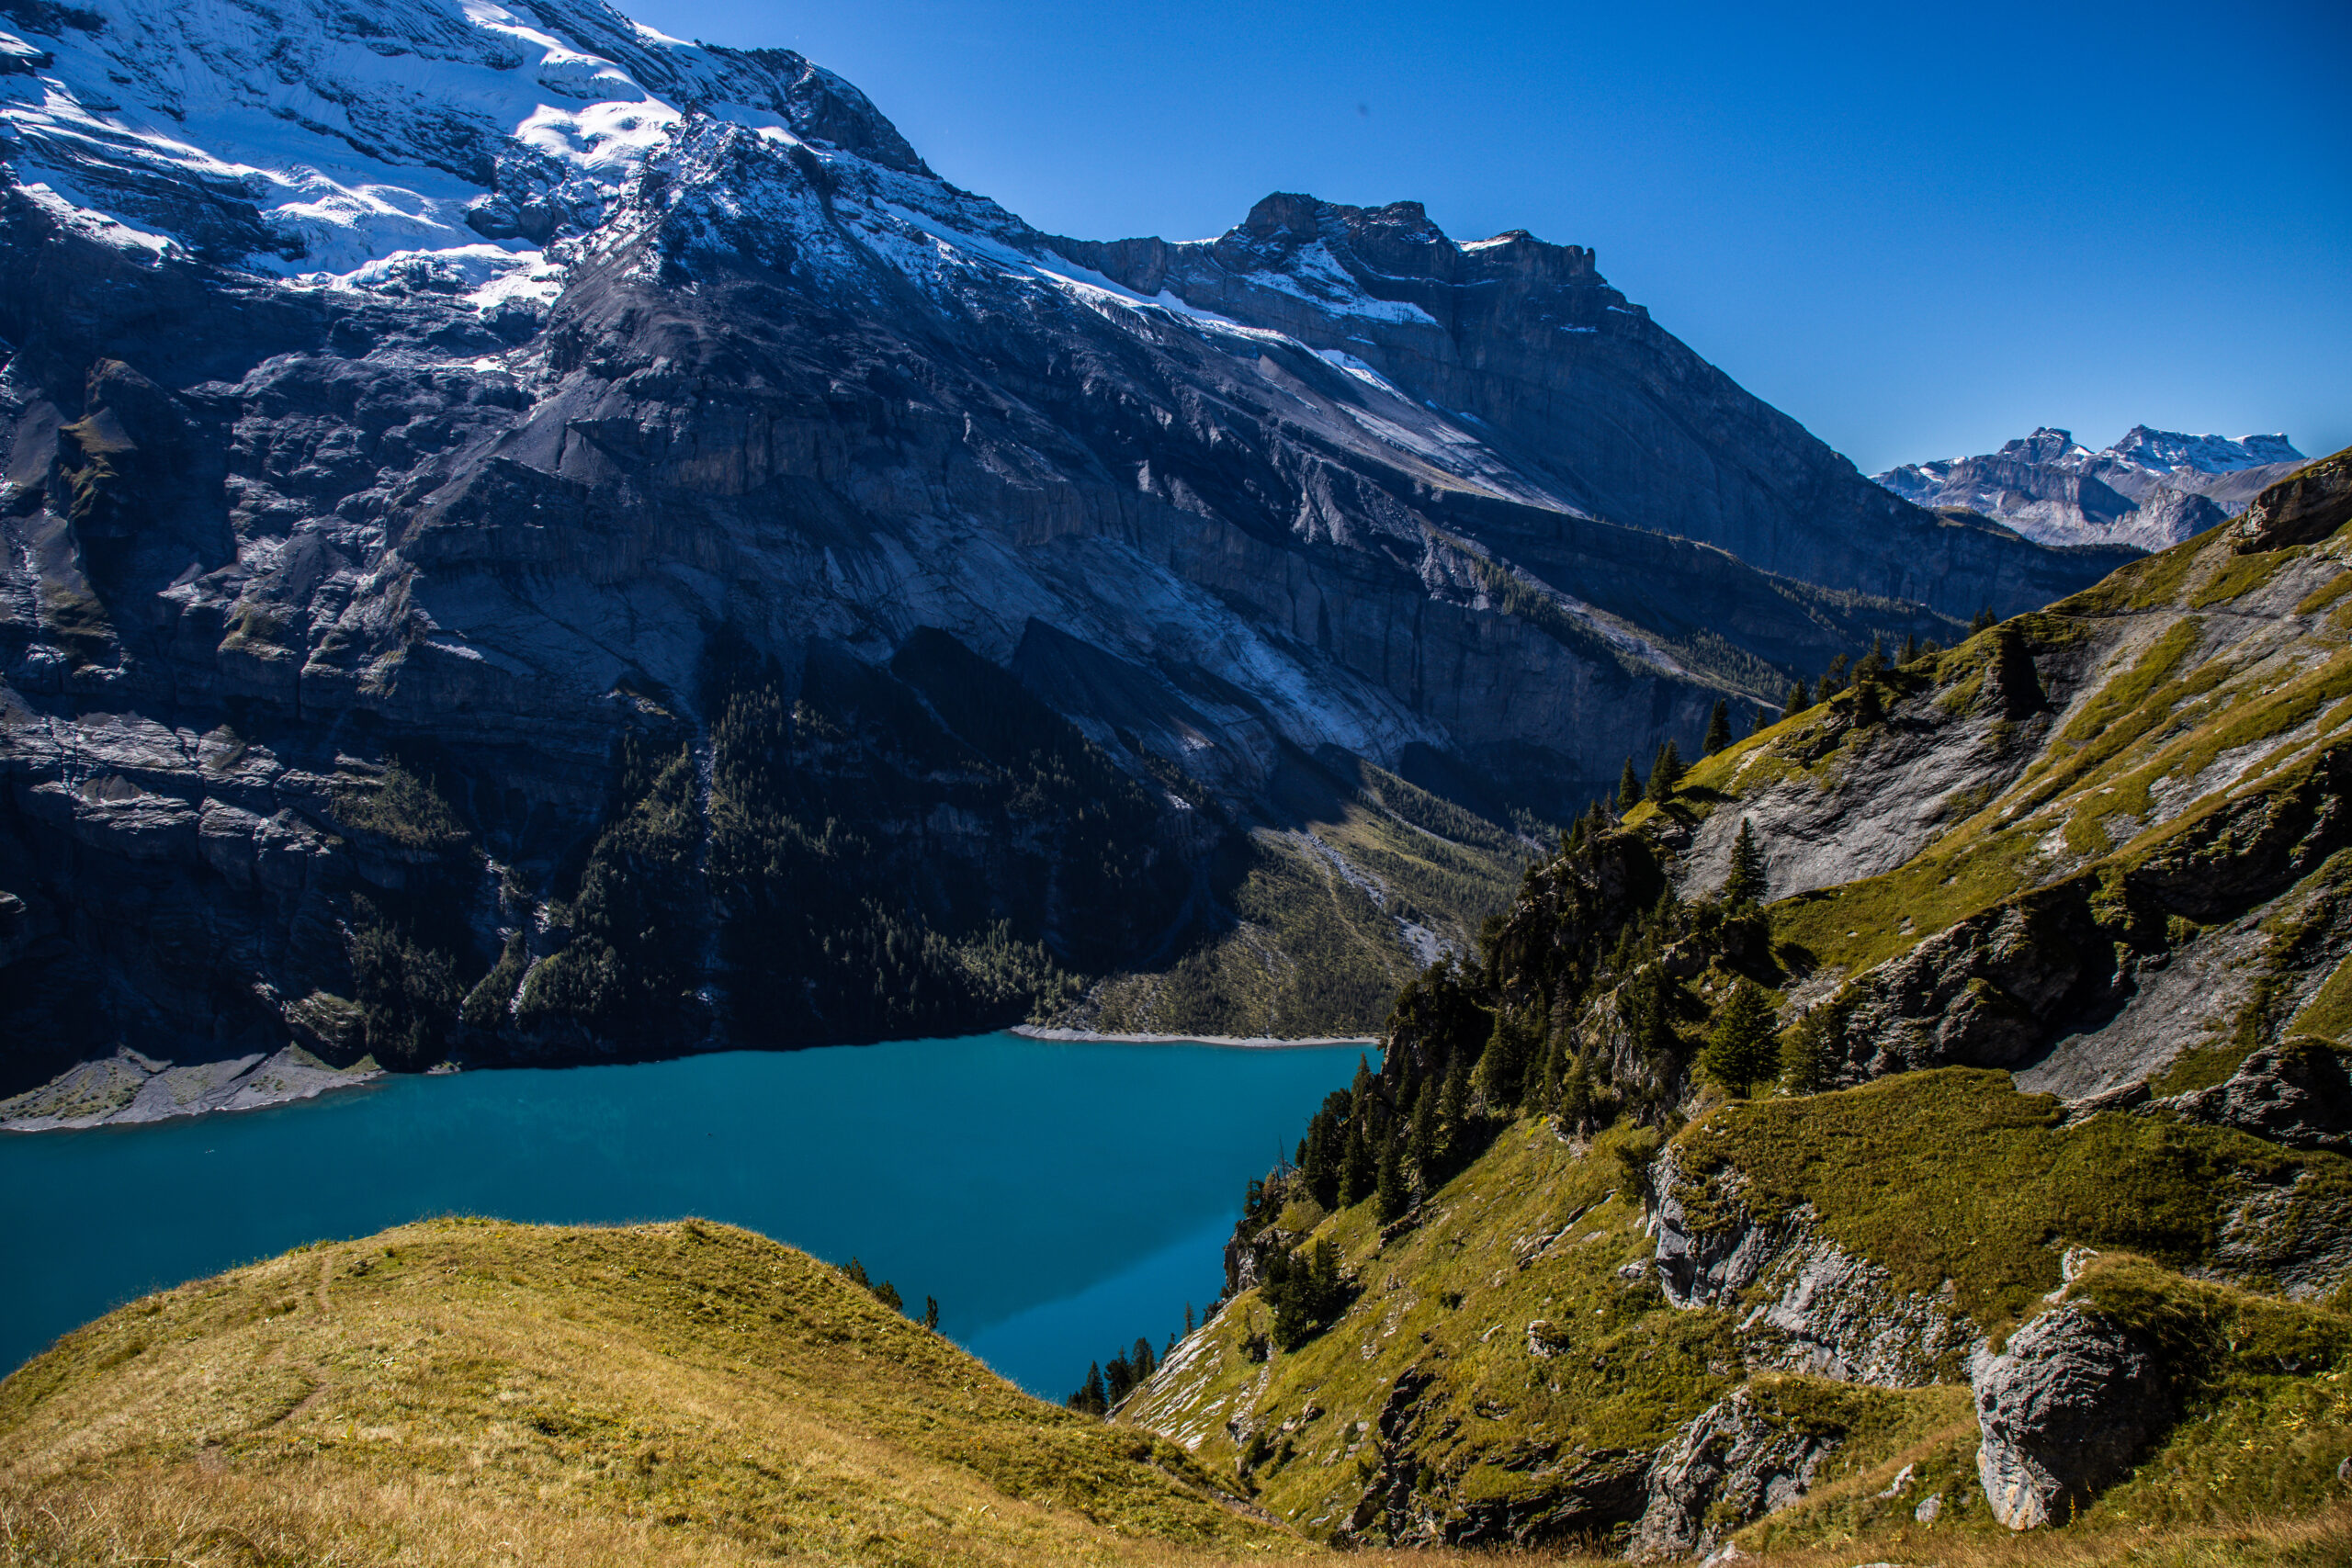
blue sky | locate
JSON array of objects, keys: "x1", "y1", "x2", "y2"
[{"x1": 634, "y1": 0, "x2": 2349, "y2": 474}]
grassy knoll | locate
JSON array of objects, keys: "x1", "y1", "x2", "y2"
[{"x1": 0, "y1": 1218, "x2": 1301, "y2": 1568}]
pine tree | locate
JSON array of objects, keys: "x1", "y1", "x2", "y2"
[
  {"x1": 1645, "y1": 739, "x2": 1684, "y2": 802},
  {"x1": 1856, "y1": 635, "x2": 1887, "y2": 681},
  {"x1": 1408, "y1": 1073, "x2": 1439, "y2": 1172},
  {"x1": 1816, "y1": 654, "x2": 1849, "y2": 703},
  {"x1": 874, "y1": 1280, "x2": 902, "y2": 1313},
  {"x1": 922, "y1": 1295, "x2": 940, "y2": 1331},
  {"x1": 1723, "y1": 818, "x2": 1767, "y2": 907},
  {"x1": 1702, "y1": 699, "x2": 1732, "y2": 756},
  {"x1": 844, "y1": 1258, "x2": 870, "y2": 1290},
  {"x1": 1972, "y1": 606, "x2": 1997, "y2": 635},
  {"x1": 1338, "y1": 1117, "x2": 1374, "y2": 1207},
  {"x1": 1436, "y1": 1049, "x2": 1471, "y2": 1169},
  {"x1": 1184, "y1": 1303, "x2": 1195, "y2": 1335},
  {"x1": 1104, "y1": 1351, "x2": 1134, "y2": 1404},
  {"x1": 1702, "y1": 981, "x2": 1778, "y2": 1097},
  {"x1": 1133, "y1": 1337, "x2": 1158, "y2": 1385},
  {"x1": 1558, "y1": 1052, "x2": 1595, "y2": 1134},
  {"x1": 1617, "y1": 757, "x2": 1642, "y2": 811},
  {"x1": 1780, "y1": 995, "x2": 1846, "y2": 1093},
  {"x1": 1854, "y1": 676, "x2": 1884, "y2": 726},
  {"x1": 1645, "y1": 973, "x2": 1676, "y2": 1065},
  {"x1": 1752, "y1": 701, "x2": 1773, "y2": 738},
  {"x1": 1070, "y1": 1361, "x2": 1107, "y2": 1415},
  {"x1": 1784, "y1": 681, "x2": 1809, "y2": 716},
  {"x1": 1375, "y1": 1134, "x2": 1408, "y2": 1220},
  {"x1": 1900, "y1": 632, "x2": 1921, "y2": 665}
]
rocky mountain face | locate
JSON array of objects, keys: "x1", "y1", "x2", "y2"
[
  {"x1": 1876, "y1": 425, "x2": 2308, "y2": 550},
  {"x1": 0, "y1": 0, "x2": 2132, "y2": 1109},
  {"x1": 1118, "y1": 454, "x2": 2352, "y2": 1552}
]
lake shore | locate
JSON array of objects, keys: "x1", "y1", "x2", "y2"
[
  {"x1": 1012, "y1": 1025, "x2": 1379, "y2": 1049},
  {"x1": 0, "y1": 1046, "x2": 384, "y2": 1133}
]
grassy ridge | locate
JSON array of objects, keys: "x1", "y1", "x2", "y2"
[{"x1": 0, "y1": 1219, "x2": 1299, "y2": 1568}]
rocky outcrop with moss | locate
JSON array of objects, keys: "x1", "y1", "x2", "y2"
[{"x1": 1119, "y1": 469, "x2": 2352, "y2": 1556}]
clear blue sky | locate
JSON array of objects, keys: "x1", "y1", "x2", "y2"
[{"x1": 632, "y1": 0, "x2": 2348, "y2": 474}]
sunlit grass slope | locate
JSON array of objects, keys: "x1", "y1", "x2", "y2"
[{"x1": 0, "y1": 1218, "x2": 1309, "y2": 1567}]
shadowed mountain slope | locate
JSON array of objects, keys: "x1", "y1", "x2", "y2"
[{"x1": 0, "y1": 0, "x2": 2127, "y2": 1100}]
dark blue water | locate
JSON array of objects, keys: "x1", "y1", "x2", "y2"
[{"x1": 2, "y1": 1033, "x2": 1366, "y2": 1395}]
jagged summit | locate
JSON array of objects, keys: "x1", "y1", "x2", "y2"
[{"x1": 1876, "y1": 424, "x2": 2309, "y2": 550}]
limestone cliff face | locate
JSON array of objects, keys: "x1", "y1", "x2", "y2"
[
  {"x1": 0, "y1": 0, "x2": 2129, "y2": 1095},
  {"x1": 1059, "y1": 198, "x2": 2132, "y2": 619}
]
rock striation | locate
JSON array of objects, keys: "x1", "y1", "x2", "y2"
[{"x1": 1970, "y1": 1306, "x2": 2168, "y2": 1529}]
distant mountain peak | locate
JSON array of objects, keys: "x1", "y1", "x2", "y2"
[
  {"x1": 1874, "y1": 425, "x2": 2310, "y2": 549},
  {"x1": 2109, "y1": 425, "x2": 2305, "y2": 475}
]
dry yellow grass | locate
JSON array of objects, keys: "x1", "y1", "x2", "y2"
[
  {"x1": 0, "y1": 1217, "x2": 1303, "y2": 1567},
  {"x1": 5, "y1": 1217, "x2": 2344, "y2": 1566}
]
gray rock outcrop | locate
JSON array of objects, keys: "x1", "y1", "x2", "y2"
[
  {"x1": 1971, "y1": 1307, "x2": 2167, "y2": 1529},
  {"x1": 1649, "y1": 1145, "x2": 1977, "y2": 1386},
  {"x1": 2139, "y1": 1039, "x2": 2352, "y2": 1153},
  {"x1": 2233, "y1": 447, "x2": 2352, "y2": 553},
  {"x1": 1631, "y1": 1388, "x2": 1839, "y2": 1559}
]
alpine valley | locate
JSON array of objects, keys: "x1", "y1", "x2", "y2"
[
  {"x1": 0, "y1": 0, "x2": 2130, "y2": 1113},
  {"x1": 6, "y1": 0, "x2": 2352, "y2": 1564}
]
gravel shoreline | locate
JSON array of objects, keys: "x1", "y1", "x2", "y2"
[{"x1": 0, "y1": 1046, "x2": 384, "y2": 1133}]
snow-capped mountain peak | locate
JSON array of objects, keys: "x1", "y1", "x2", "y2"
[
  {"x1": 2109, "y1": 425, "x2": 2305, "y2": 476},
  {"x1": 0, "y1": 0, "x2": 925, "y2": 274},
  {"x1": 1872, "y1": 424, "x2": 2308, "y2": 550}
]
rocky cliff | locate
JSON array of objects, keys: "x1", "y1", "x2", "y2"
[{"x1": 0, "y1": 0, "x2": 2132, "y2": 1108}]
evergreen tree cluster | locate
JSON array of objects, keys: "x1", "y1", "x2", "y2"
[
  {"x1": 359, "y1": 624, "x2": 1203, "y2": 1070},
  {"x1": 1225, "y1": 810, "x2": 1810, "y2": 1310},
  {"x1": 1067, "y1": 1332, "x2": 1177, "y2": 1414},
  {"x1": 840, "y1": 1256, "x2": 939, "y2": 1328},
  {"x1": 1260, "y1": 1238, "x2": 1349, "y2": 1350},
  {"x1": 1776, "y1": 629, "x2": 1948, "y2": 728}
]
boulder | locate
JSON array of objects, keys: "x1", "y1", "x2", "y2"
[{"x1": 1972, "y1": 1307, "x2": 2167, "y2": 1529}]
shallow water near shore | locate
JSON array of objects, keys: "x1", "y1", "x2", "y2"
[{"x1": 2, "y1": 1032, "x2": 1369, "y2": 1395}]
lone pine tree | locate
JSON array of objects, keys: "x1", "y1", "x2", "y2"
[
  {"x1": 1702, "y1": 981, "x2": 1778, "y2": 1097},
  {"x1": 1723, "y1": 818, "x2": 1768, "y2": 907}
]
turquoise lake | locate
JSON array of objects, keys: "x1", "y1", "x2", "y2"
[{"x1": 2, "y1": 1032, "x2": 1368, "y2": 1395}]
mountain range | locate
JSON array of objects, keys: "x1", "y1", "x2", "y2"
[
  {"x1": 7, "y1": 0, "x2": 2352, "y2": 1559},
  {"x1": 0, "y1": 0, "x2": 2136, "y2": 1105},
  {"x1": 1875, "y1": 426, "x2": 2309, "y2": 550}
]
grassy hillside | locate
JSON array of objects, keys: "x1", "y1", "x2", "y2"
[
  {"x1": 1057, "y1": 750, "x2": 1530, "y2": 1038},
  {"x1": 0, "y1": 1218, "x2": 1306, "y2": 1568},
  {"x1": 1121, "y1": 1073, "x2": 2352, "y2": 1548},
  {"x1": 1113, "y1": 455, "x2": 2352, "y2": 1556},
  {"x1": 6, "y1": 1217, "x2": 2346, "y2": 1568},
  {"x1": 1641, "y1": 497, "x2": 2352, "y2": 1083}
]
